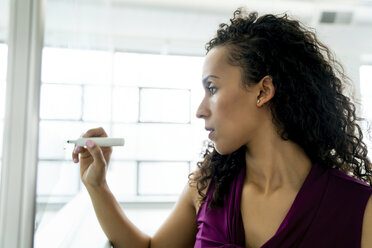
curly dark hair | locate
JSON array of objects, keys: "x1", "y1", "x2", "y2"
[{"x1": 189, "y1": 8, "x2": 372, "y2": 209}]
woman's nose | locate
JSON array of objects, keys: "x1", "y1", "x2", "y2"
[{"x1": 196, "y1": 100, "x2": 210, "y2": 119}]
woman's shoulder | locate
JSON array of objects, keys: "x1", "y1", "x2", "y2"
[
  {"x1": 324, "y1": 166, "x2": 372, "y2": 248},
  {"x1": 328, "y1": 166, "x2": 372, "y2": 190},
  {"x1": 188, "y1": 170, "x2": 212, "y2": 214},
  {"x1": 322, "y1": 166, "x2": 372, "y2": 211}
]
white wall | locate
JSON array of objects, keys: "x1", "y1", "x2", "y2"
[
  {"x1": 38, "y1": 1, "x2": 372, "y2": 106},
  {"x1": 1, "y1": 1, "x2": 370, "y2": 134}
]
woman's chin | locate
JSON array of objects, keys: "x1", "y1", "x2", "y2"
[{"x1": 214, "y1": 144, "x2": 239, "y2": 155}]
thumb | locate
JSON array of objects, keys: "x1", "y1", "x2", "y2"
[{"x1": 85, "y1": 140, "x2": 106, "y2": 167}]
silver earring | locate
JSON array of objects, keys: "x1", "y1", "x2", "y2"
[{"x1": 257, "y1": 99, "x2": 261, "y2": 104}]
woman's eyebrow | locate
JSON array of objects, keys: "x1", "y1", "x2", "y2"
[{"x1": 202, "y1": 75, "x2": 220, "y2": 87}]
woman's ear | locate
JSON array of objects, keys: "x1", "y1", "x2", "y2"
[{"x1": 257, "y1": 75, "x2": 275, "y2": 106}]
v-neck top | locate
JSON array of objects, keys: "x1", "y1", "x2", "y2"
[{"x1": 194, "y1": 162, "x2": 372, "y2": 248}]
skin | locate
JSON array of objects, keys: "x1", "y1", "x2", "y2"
[
  {"x1": 72, "y1": 45, "x2": 372, "y2": 248},
  {"x1": 197, "y1": 46, "x2": 314, "y2": 247},
  {"x1": 197, "y1": 46, "x2": 313, "y2": 195}
]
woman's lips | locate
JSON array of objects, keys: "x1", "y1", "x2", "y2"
[
  {"x1": 205, "y1": 127, "x2": 215, "y2": 139},
  {"x1": 208, "y1": 130, "x2": 215, "y2": 139}
]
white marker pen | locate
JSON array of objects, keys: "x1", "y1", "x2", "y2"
[{"x1": 67, "y1": 137, "x2": 125, "y2": 147}]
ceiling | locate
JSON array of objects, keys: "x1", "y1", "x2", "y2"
[
  {"x1": 71, "y1": 0, "x2": 372, "y2": 25},
  {"x1": 107, "y1": 0, "x2": 372, "y2": 12},
  {"x1": 38, "y1": 0, "x2": 372, "y2": 56},
  {"x1": 56, "y1": 0, "x2": 372, "y2": 12}
]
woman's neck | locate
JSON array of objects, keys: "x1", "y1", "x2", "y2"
[{"x1": 244, "y1": 135, "x2": 312, "y2": 196}]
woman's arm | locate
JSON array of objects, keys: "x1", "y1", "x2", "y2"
[
  {"x1": 86, "y1": 181, "x2": 198, "y2": 248},
  {"x1": 73, "y1": 127, "x2": 198, "y2": 247},
  {"x1": 150, "y1": 182, "x2": 198, "y2": 248},
  {"x1": 361, "y1": 194, "x2": 372, "y2": 248},
  {"x1": 86, "y1": 183, "x2": 151, "y2": 248}
]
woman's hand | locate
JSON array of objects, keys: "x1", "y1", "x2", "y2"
[{"x1": 72, "y1": 127, "x2": 113, "y2": 188}]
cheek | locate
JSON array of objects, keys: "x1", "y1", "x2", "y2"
[
  {"x1": 216, "y1": 92, "x2": 259, "y2": 143},
  {"x1": 215, "y1": 91, "x2": 251, "y2": 120}
]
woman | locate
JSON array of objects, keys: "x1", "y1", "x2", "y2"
[{"x1": 72, "y1": 8, "x2": 372, "y2": 248}]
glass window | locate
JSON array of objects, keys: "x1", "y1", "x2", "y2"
[
  {"x1": 112, "y1": 86, "x2": 139, "y2": 123},
  {"x1": 0, "y1": 44, "x2": 7, "y2": 105},
  {"x1": 360, "y1": 65, "x2": 372, "y2": 96},
  {"x1": 38, "y1": 120, "x2": 111, "y2": 160},
  {"x1": 114, "y1": 52, "x2": 203, "y2": 89},
  {"x1": 0, "y1": 81, "x2": 5, "y2": 120},
  {"x1": 0, "y1": 45, "x2": 7, "y2": 160},
  {"x1": 360, "y1": 65, "x2": 372, "y2": 152},
  {"x1": 35, "y1": 3, "x2": 206, "y2": 244},
  {"x1": 0, "y1": 120, "x2": 3, "y2": 167},
  {"x1": 138, "y1": 161, "x2": 190, "y2": 195},
  {"x1": 35, "y1": 48, "x2": 205, "y2": 241},
  {"x1": 111, "y1": 123, "x2": 194, "y2": 161},
  {"x1": 40, "y1": 84, "x2": 82, "y2": 120},
  {"x1": 140, "y1": 88, "x2": 190, "y2": 123},
  {"x1": 106, "y1": 161, "x2": 137, "y2": 198},
  {"x1": 0, "y1": 0, "x2": 9, "y2": 191},
  {"x1": 83, "y1": 85, "x2": 112, "y2": 122},
  {"x1": 37, "y1": 161, "x2": 80, "y2": 198},
  {"x1": 41, "y1": 47, "x2": 112, "y2": 85}
]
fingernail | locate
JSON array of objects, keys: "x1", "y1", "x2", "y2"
[
  {"x1": 74, "y1": 146, "x2": 80, "y2": 154},
  {"x1": 74, "y1": 158, "x2": 78, "y2": 163},
  {"x1": 86, "y1": 140, "x2": 94, "y2": 148}
]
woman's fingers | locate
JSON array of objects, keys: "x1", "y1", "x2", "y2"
[
  {"x1": 82, "y1": 127, "x2": 108, "y2": 138},
  {"x1": 85, "y1": 140, "x2": 106, "y2": 168},
  {"x1": 72, "y1": 145, "x2": 87, "y2": 163},
  {"x1": 72, "y1": 132, "x2": 86, "y2": 163},
  {"x1": 71, "y1": 127, "x2": 108, "y2": 164}
]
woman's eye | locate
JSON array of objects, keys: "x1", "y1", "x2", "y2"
[{"x1": 207, "y1": 86, "x2": 217, "y2": 95}]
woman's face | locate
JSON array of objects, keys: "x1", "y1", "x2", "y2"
[{"x1": 196, "y1": 46, "x2": 266, "y2": 155}]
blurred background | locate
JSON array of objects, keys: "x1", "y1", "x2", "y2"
[{"x1": 0, "y1": 0, "x2": 371, "y2": 247}]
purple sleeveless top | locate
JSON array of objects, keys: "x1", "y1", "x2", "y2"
[{"x1": 194, "y1": 162, "x2": 372, "y2": 248}]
